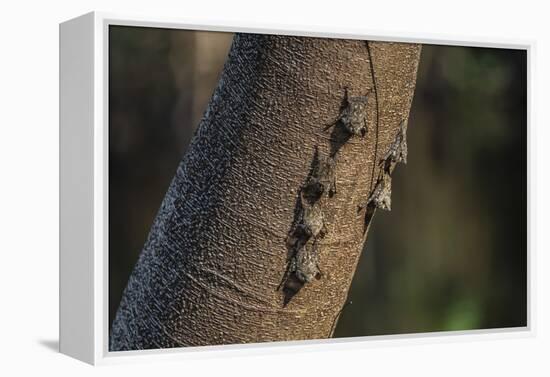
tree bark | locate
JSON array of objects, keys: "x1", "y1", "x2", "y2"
[{"x1": 110, "y1": 33, "x2": 421, "y2": 350}]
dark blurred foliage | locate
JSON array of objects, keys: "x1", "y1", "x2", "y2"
[{"x1": 109, "y1": 26, "x2": 527, "y2": 337}]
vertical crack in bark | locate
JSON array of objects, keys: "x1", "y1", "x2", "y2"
[{"x1": 365, "y1": 41, "x2": 380, "y2": 195}]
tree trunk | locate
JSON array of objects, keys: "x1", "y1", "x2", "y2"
[{"x1": 110, "y1": 33, "x2": 421, "y2": 350}]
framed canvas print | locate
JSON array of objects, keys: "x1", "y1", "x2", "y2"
[{"x1": 59, "y1": 11, "x2": 531, "y2": 365}]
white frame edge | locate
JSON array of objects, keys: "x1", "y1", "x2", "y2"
[
  {"x1": 59, "y1": 10, "x2": 534, "y2": 366},
  {"x1": 59, "y1": 12, "x2": 96, "y2": 364}
]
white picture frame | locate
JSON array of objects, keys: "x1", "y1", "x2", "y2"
[{"x1": 59, "y1": 11, "x2": 534, "y2": 365}]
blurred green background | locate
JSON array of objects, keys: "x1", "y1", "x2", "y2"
[{"x1": 109, "y1": 26, "x2": 527, "y2": 338}]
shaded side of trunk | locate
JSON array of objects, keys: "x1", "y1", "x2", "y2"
[{"x1": 110, "y1": 34, "x2": 421, "y2": 350}]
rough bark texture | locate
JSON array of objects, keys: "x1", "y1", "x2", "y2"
[{"x1": 110, "y1": 33, "x2": 421, "y2": 350}]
